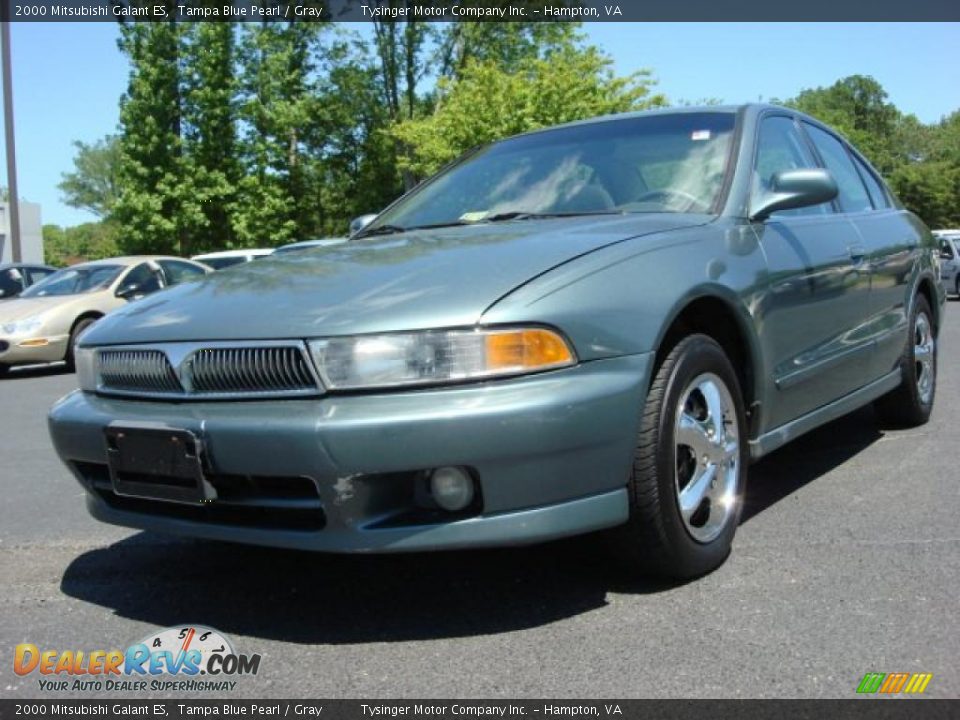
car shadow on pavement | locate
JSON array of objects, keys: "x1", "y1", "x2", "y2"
[
  {"x1": 59, "y1": 406, "x2": 883, "y2": 645},
  {"x1": 1, "y1": 362, "x2": 71, "y2": 380},
  {"x1": 741, "y1": 404, "x2": 883, "y2": 524}
]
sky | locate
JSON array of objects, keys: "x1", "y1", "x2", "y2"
[{"x1": 3, "y1": 21, "x2": 959, "y2": 228}]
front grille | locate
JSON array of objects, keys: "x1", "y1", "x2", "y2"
[
  {"x1": 95, "y1": 342, "x2": 322, "y2": 399},
  {"x1": 187, "y1": 346, "x2": 315, "y2": 394},
  {"x1": 75, "y1": 461, "x2": 325, "y2": 531},
  {"x1": 98, "y1": 349, "x2": 182, "y2": 394}
]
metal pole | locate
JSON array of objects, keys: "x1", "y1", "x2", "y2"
[{"x1": 1, "y1": 20, "x2": 21, "y2": 262}]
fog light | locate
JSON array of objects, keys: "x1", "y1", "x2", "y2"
[{"x1": 429, "y1": 466, "x2": 474, "y2": 512}]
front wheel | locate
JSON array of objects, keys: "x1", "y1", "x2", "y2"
[
  {"x1": 874, "y1": 295, "x2": 936, "y2": 427},
  {"x1": 608, "y1": 334, "x2": 748, "y2": 579}
]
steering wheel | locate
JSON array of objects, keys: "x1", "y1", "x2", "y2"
[{"x1": 633, "y1": 189, "x2": 710, "y2": 213}]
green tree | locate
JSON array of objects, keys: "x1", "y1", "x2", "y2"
[
  {"x1": 890, "y1": 161, "x2": 960, "y2": 228},
  {"x1": 181, "y1": 22, "x2": 241, "y2": 253},
  {"x1": 391, "y1": 45, "x2": 667, "y2": 178},
  {"x1": 57, "y1": 135, "x2": 121, "y2": 218},
  {"x1": 112, "y1": 18, "x2": 190, "y2": 255},
  {"x1": 43, "y1": 222, "x2": 120, "y2": 267},
  {"x1": 782, "y1": 75, "x2": 900, "y2": 172},
  {"x1": 233, "y1": 21, "x2": 324, "y2": 246}
]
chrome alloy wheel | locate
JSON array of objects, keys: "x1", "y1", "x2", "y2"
[
  {"x1": 914, "y1": 311, "x2": 935, "y2": 404},
  {"x1": 673, "y1": 372, "x2": 740, "y2": 543}
]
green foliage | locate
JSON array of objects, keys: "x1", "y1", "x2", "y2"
[
  {"x1": 96, "y1": 29, "x2": 957, "y2": 252},
  {"x1": 391, "y1": 45, "x2": 667, "y2": 178},
  {"x1": 57, "y1": 136, "x2": 121, "y2": 217},
  {"x1": 181, "y1": 22, "x2": 240, "y2": 253},
  {"x1": 890, "y1": 162, "x2": 960, "y2": 228},
  {"x1": 784, "y1": 75, "x2": 900, "y2": 173},
  {"x1": 781, "y1": 75, "x2": 960, "y2": 228},
  {"x1": 43, "y1": 222, "x2": 120, "y2": 267},
  {"x1": 112, "y1": 21, "x2": 190, "y2": 256}
]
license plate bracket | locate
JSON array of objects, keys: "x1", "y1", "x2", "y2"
[{"x1": 105, "y1": 424, "x2": 217, "y2": 505}]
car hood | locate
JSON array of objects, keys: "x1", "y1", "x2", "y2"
[
  {"x1": 83, "y1": 214, "x2": 711, "y2": 345},
  {"x1": 0, "y1": 295, "x2": 86, "y2": 324}
]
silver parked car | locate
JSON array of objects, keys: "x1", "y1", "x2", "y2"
[{"x1": 934, "y1": 230, "x2": 960, "y2": 296}]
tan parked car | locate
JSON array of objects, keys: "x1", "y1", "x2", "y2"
[{"x1": 0, "y1": 256, "x2": 210, "y2": 375}]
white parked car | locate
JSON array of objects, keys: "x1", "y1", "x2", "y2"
[
  {"x1": 191, "y1": 249, "x2": 273, "y2": 270},
  {"x1": 934, "y1": 230, "x2": 960, "y2": 297}
]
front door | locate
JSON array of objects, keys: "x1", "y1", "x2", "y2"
[{"x1": 751, "y1": 114, "x2": 872, "y2": 430}]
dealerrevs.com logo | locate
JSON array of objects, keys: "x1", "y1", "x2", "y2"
[{"x1": 14, "y1": 625, "x2": 261, "y2": 693}]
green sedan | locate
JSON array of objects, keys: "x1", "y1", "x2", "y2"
[{"x1": 47, "y1": 105, "x2": 944, "y2": 579}]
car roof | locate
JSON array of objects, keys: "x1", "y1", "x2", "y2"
[
  {"x1": 192, "y1": 249, "x2": 273, "y2": 259},
  {"x1": 509, "y1": 103, "x2": 829, "y2": 142},
  {"x1": 71, "y1": 256, "x2": 202, "y2": 268}
]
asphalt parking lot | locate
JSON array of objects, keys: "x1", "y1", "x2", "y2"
[{"x1": 1, "y1": 304, "x2": 957, "y2": 700}]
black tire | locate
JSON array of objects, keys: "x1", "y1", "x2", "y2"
[
  {"x1": 0, "y1": 363, "x2": 9, "y2": 378},
  {"x1": 65, "y1": 317, "x2": 98, "y2": 371},
  {"x1": 874, "y1": 295, "x2": 936, "y2": 427},
  {"x1": 607, "y1": 334, "x2": 749, "y2": 579}
]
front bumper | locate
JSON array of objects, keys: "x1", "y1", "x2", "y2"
[
  {"x1": 0, "y1": 334, "x2": 68, "y2": 365},
  {"x1": 49, "y1": 353, "x2": 652, "y2": 552}
]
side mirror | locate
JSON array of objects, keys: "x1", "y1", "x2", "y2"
[
  {"x1": 939, "y1": 248, "x2": 954, "y2": 260},
  {"x1": 750, "y1": 168, "x2": 838, "y2": 222},
  {"x1": 115, "y1": 283, "x2": 141, "y2": 300},
  {"x1": 349, "y1": 213, "x2": 377, "y2": 236}
]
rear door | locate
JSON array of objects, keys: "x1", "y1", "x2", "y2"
[{"x1": 751, "y1": 114, "x2": 871, "y2": 429}]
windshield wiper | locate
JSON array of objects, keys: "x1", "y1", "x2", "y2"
[
  {"x1": 360, "y1": 211, "x2": 621, "y2": 238},
  {"x1": 357, "y1": 223, "x2": 408, "y2": 237},
  {"x1": 484, "y1": 210, "x2": 623, "y2": 222}
]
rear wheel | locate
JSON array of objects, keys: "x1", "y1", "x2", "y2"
[
  {"x1": 608, "y1": 334, "x2": 748, "y2": 579},
  {"x1": 65, "y1": 317, "x2": 98, "y2": 371},
  {"x1": 0, "y1": 363, "x2": 9, "y2": 378},
  {"x1": 874, "y1": 295, "x2": 936, "y2": 427}
]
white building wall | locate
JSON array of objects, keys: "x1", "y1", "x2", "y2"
[{"x1": 0, "y1": 201, "x2": 44, "y2": 264}]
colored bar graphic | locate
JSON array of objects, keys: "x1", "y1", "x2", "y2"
[{"x1": 857, "y1": 672, "x2": 932, "y2": 694}]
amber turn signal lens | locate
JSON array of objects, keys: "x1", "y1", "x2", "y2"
[{"x1": 484, "y1": 329, "x2": 575, "y2": 372}]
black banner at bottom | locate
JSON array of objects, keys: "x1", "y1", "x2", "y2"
[{"x1": 0, "y1": 700, "x2": 958, "y2": 720}]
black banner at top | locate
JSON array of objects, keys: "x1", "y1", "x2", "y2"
[{"x1": 2, "y1": 0, "x2": 960, "y2": 22}]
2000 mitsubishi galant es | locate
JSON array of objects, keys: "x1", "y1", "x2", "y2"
[{"x1": 48, "y1": 105, "x2": 943, "y2": 578}]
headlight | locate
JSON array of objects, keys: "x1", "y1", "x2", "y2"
[
  {"x1": 308, "y1": 327, "x2": 576, "y2": 390},
  {"x1": 2, "y1": 317, "x2": 43, "y2": 335},
  {"x1": 74, "y1": 347, "x2": 98, "y2": 392}
]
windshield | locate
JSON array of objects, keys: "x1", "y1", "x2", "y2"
[
  {"x1": 21, "y1": 265, "x2": 123, "y2": 298},
  {"x1": 368, "y1": 112, "x2": 736, "y2": 234}
]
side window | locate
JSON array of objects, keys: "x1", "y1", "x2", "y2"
[
  {"x1": 159, "y1": 260, "x2": 206, "y2": 286},
  {"x1": 119, "y1": 263, "x2": 163, "y2": 296},
  {"x1": 939, "y1": 238, "x2": 956, "y2": 260},
  {"x1": 850, "y1": 154, "x2": 891, "y2": 209},
  {"x1": 0, "y1": 268, "x2": 24, "y2": 297},
  {"x1": 803, "y1": 124, "x2": 873, "y2": 213},
  {"x1": 752, "y1": 116, "x2": 828, "y2": 217},
  {"x1": 27, "y1": 267, "x2": 55, "y2": 286}
]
